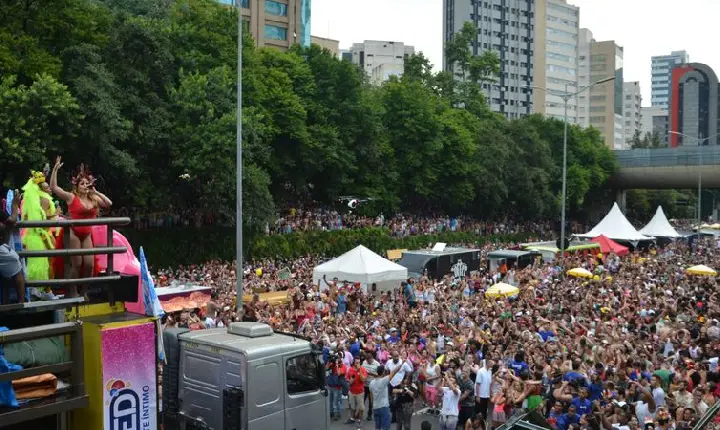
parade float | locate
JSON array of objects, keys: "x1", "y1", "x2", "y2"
[{"x1": 0, "y1": 165, "x2": 162, "y2": 430}]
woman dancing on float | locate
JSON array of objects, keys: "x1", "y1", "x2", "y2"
[
  {"x1": 21, "y1": 166, "x2": 60, "y2": 300},
  {"x1": 49, "y1": 156, "x2": 112, "y2": 298}
]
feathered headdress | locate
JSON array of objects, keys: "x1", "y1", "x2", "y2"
[
  {"x1": 30, "y1": 170, "x2": 46, "y2": 184},
  {"x1": 71, "y1": 164, "x2": 96, "y2": 186}
]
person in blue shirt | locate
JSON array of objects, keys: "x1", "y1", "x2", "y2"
[
  {"x1": 555, "y1": 404, "x2": 580, "y2": 430},
  {"x1": 387, "y1": 328, "x2": 401, "y2": 344},
  {"x1": 510, "y1": 351, "x2": 530, "y2": 376},
  {"x1": 587, "y1": 373, "x2": 604, "y2": 402},
  {"x1": 554, "y1": 382, "x2": 592, "y2": 417},
  {"x1": 348, "y1": 334, "x2": 361, "y2": 358},
  {"x1": 403, "y1": 281, "x2": 417, "y2": 308},
  {"x1": 337, "y1": 289, "x2": 347, "y2": 314}
]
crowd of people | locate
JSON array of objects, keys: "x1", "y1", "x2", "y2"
[{"x1": 156, "y1": 233, "x2": 720, "y2": 430}]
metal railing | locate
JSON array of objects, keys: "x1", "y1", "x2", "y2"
[
  {"x1": 0, "y1": 217, "x2": 131, "y2": 426},
  {"x1": 614, "y1": 145, "x2": 720, "y2": 168},
  {"x1": 0, "y1": 321, "x2": 87, "y2": 427},
  {"x1": 13, "y1": 217, "x2": 130, "y2": 290}
]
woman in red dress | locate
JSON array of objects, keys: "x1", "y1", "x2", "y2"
[{"x1": 49, "y1": 156, "x2": 112, "y2": 297}]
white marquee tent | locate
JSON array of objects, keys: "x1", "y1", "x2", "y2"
[
  {"x1": 576, "y1": 203, "x2": 654, "y2": 242},
  {"x1": 639, "y1": 206, "x2": 681, "y2": 238},
  {"x1": 313, "y1": 245, "x2": 408, "y2": 290}
]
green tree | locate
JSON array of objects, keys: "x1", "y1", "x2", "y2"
[{"x1": 0, "y1": 74, "x2": 82, "y2": 186}]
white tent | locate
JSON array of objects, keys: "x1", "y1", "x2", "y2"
[
  {"x1": 313, "y1": 245, "x2": 408, "y2": 289},
  {"x1": 639, "y1": 206, "x2": 681, "y2": 238},
  {"x1": 576, "y1": 203, "x2": 654, "y2": 242}
]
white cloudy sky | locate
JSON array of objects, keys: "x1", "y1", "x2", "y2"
[{"x1": 311, "y1": 0, "x2": 719, "y2": 106}]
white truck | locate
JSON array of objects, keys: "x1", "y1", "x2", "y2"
[{"x1": 162, "y1": 322, "x2": 329, "y2": 430}]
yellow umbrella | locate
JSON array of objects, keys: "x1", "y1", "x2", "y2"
[
  {"x1": 567, "y1": 267, "x2": 593, "y2": 278},
  {"x1": 485, "y1": 282, "x2": 520, "y2": 298},
  {"x1": 686, "y1": 265, "x2": 718, "y2": 276}
]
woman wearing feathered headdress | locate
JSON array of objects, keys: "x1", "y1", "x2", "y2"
[
  {"x1": 49, "y1": 156, "x2": 112, "y2": 298},
  {"x1": 21, "y1": 165, "x2": 58, "y2": 287}
]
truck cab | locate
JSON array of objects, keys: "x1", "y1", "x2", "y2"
[{"x1": 163, "y1": 322, "x2": 329, "y2": 430}]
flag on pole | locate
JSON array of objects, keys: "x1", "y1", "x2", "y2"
[{"x1": 139, "y1": 246, "x2": 166, "y2": 362}]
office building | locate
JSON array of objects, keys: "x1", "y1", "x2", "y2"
[
  {"x1": 340, "y1": 50, "x2": 352, "y2": 62},
  {"x1": 532, "y1": 0, "x2": 580, "y2": 123},
  {"x1": 219, "y1": 0, "x2": 311, "y2": 49},
  {"x1": 576, "y1": 28, "x2": 593, "y2": 127},
  {"x1": 651, "y1": 50, "x2": 689, "y2": 108},
  {"x1": 588, "y1": 40, "x2": 624, "y2": 149},
  {"x1": 669, "y1": 62, "x2": 719, "y2": 147},
  {"x1": 350, "y1": 41, "x2": 415, "y2": 85},
  {"x1": 311, "y1": 35, "x2": 340, "y2": 57},
  {"x1": 443, "y1": 0, "x2": 535, "y2": 119},
  {"x1": 640, "y1": 106, "x2": 669, "y2": 146},
  {"x1": 622, "y1": 81, "x2": 642, "y2": 145}
]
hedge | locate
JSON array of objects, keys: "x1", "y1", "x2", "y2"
[{"x1": 118, "y1": 227, "x2": 534, "y2": 268}]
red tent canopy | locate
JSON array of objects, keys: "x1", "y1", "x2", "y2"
[{"x1": 591, "y1": 235, "x2": 629, "y2": 256}]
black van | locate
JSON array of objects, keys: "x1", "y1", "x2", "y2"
[{"x1": 397, "y1": 248, "x2": 483, "y2": 280}]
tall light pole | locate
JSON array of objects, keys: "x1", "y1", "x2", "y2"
[
  {"x1": 668, "y1": 131, "x2": 720, "y2": 226},
  {"x1": 236, "y1": 6, "x2": 244, "y2": 311},
  {"x1": 531, "y1": 76, "x2": 615, "y2": 266}
]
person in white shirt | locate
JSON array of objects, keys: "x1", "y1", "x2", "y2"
[
  {"x1": 362, "y1": 354, "x2": 380, "y2": 420},
  {"x1": 474, "y1": 360, "x2": 493, "y2": 419},
  {"x1": 385, "y1": 350, "x2": 413, "y2": 423},
  {"x1": 439, "y1": 373, "x2": 461, "y2": 430}
]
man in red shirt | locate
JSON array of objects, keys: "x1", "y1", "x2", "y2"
[{"x1": 345, "y1": 356, "x2": 367, "y2": 427}]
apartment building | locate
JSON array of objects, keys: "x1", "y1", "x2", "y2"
[
  {"x1": 651, "y1": 50, "x2": 689, "y2": 109},
  {"x1": 622, "y1": 81, "x2": 642, "y2": 145},
  {"x1": 443, "y1": 0, "x2": 535, "y2": 119},
  {"x1": 640, "y1": 106, "x2": 669, "y2": 146},
  {"x1": 311, "y1": 35, "x2": 340, "y2": 57},
  {"x1": 532, "y1": 0, "x2": 580, "y2": 123},
  {"x1": 350, "y1": 41, "x2": 415, "y2": 85},
  {"x1": 576, "y1": 28, "x2": 593, "y2": 127},
  {"x1": 588, "y1": 40, "x2": 624, "y2": 149},
  {"x1": 218, "y1": 0, "x2": 311, "y2": 49}
]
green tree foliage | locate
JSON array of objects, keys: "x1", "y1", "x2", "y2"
[{"x1": 1, "y1": 3, "x2": 616, "y2": 228}]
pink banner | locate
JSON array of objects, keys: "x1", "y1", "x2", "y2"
[{"x1": 102, "y1": 322, "x2": 158, "y2": 430}]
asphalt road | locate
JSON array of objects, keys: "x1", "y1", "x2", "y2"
[{"x1": 329, "y1": 413, "x2": 440, "y2": 430}]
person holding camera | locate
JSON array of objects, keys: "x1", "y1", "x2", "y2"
[
  {"x1": 393, "y1": 373, "x2": 418, "y2": 430},
  {"x1": 327, "y1": 352, "x2": 348, "y2": 421},
  {"x1": 439, "y1": 371, "x2": 461, "y2": 430}
]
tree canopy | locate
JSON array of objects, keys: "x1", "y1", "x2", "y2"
[{"x1": 0, "y1": 0, "x2": 619, "y2": 229}]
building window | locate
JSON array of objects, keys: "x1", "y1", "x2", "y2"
[
  {"x1": 547, "y1": 64, "x2": 576, "y2": 76},
  {"x1": 546, "y1": 28, "x2": 577, "y2": 39},
  {"x1": 286, "y1": 354, "x2": 322, "y2": 394},
  {"x1": 239, "y1": 0, "x2": 249, "y2": 7},
  {"x1": 265, "y1": 0, "x2": 288, "y2": 16},
  {"x1": 265, "y1": 24, "x2": 288, "y2": 41},
  {"x1": 590, "y1": 116, "x2": 605, "y2": 123},
  {"x1": 547, "y1": 52, "x2": 576, "y2": 64},
  {"x1": 590, "y1": 64, "x2": 606, "y2": 72}
]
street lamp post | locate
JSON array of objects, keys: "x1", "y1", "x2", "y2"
[
  {"x1": 667, "y1": 131, "x2": 720, "y2": 225},
  {"x1": 236, "y1": 8, "x2": 243, "y2": 311},
  {"x1": 531, "y1": 76, "x2": 615, "y2": 267}
]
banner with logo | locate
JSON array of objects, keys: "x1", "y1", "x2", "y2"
[{"x1": 102, "y1": 322, "x2": 158, "y2": 430}]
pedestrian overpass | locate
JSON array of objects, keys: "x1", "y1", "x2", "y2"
[{"x1": 610, "y1": 146, "x2": 720, "y2": 189}]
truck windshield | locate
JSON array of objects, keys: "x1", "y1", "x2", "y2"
[{"x1": 286, "y1": 353, "x2": 323, "y2": 394}]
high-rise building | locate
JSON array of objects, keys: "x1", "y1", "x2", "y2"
[
  {"x1": 532, "y1": 0, "x2": 580, "y2": 123},
  {"x1": 443, "y1": 0, "x2": 535, "y2": 119},
  {"x1": 349, "y1": 41, "x2": 415, "y2": 85},
  {"x1": 219, "y1": 0, "x2": 311, "y2": 49},
  {"x1": 311, "y1": 36, "x2": 340, "y2": 57},
  {"x1": 576, "y1": 28, "x2": 593, "y2": 127},
  {"x1": 640, "y1": 106, "x2": 669, "y2": 146},
  {"x1": 669, "y1": 62, "x2": 719, "y2": 147},
  {"x1": 651, "y1": 50, "x2": 689, "y2": 108},
  {"x1": 588, "y1": 40, "x2": 624, "y2": 149},
  {"x1": 622, "y1": 81, "x2": 642, "y2": 145}
]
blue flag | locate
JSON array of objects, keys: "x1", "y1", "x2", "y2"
[{"x1": 139, "y1": 247, "x2": 166, "y2": 361}]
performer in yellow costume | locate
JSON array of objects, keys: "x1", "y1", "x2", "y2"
[{"x1": 21, "y1": 167, "x2": 60, "y2": 291}]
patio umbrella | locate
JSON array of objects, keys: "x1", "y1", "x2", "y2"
[
  {"x1": 485, "y1": 282, "x2": 520, "y2": 298},
  {"x1": 686, "y1": 265, "x2": 717, "y2": 276},
  {"x1": 567, "y1": 268, "x2": 593, "y2": 278}
]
